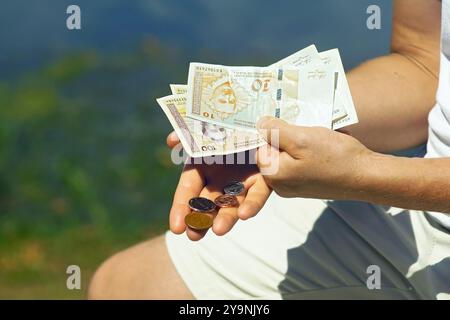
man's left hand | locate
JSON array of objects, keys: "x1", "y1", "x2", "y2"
[{"x1": 256, "y1": 117, "x2": 373, "y2": 200}]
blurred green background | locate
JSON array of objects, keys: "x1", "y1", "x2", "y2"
[{"x1": 0, "y1": 0, "x2": 391, "y2": 299}]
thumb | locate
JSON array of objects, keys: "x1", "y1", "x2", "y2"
[{"x1": 257, "y1": 116, "x2": 297, "y2": 152}]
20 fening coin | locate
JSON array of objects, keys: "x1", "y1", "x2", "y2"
[
  {"x1": 188, "y1": 197, "x2": 217, "y2": 212},
  {"x1": 185, "y1": 212, "x2": 213, "y2": 230},
  {"x1": 223, "y1": 181, "x2": 245, "y2": 196},
  {"x1": 214, "y1": 194, "x2": 239, "y2": 208}
]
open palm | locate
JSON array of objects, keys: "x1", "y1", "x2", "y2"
[{"x1": 167, "y1": 132, "x2": 271, "y2": 241}]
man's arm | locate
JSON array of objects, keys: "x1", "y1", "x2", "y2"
[
  {"x1": 357, "y1": 154, "x2": 450, "y2": 213},
  {"x1": 346, "y1": 0, "x2": 441, "y2": 152},
  {"x1": 256, "y1": 118, "x2": 450, "y2": 214}
]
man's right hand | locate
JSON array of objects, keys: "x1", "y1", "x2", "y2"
[{"x1": 166, "y1": 131, "x2": 272, "y2": 241}]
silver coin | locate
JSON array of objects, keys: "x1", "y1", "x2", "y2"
[
  {"x1": 188, "y1": 197, "x2": 217, "y2": 212},
  {"x1": 223, "y1": 181, "x2": 245, "y2": 196}
]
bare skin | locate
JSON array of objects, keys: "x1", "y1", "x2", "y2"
[
  {"x1": 88, "y1": 0, "x2": 443, "y2": 299},
  {"x1": 88, "y1": 236, "x2": 194, "y2": 299}
]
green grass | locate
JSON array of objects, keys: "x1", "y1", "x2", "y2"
[
  {"x1": 0, "y1": 224, "x2": 165, "y2": 299},
  {"x1": 0, "y1": 46, "x2": 186, "y2": 298}
]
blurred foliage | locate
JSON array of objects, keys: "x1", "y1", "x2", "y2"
[{"x1": 0, "y1": 40, "x2": 191, "y2": 298}]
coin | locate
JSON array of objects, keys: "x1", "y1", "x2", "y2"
[
  {"x1": 223, "y1": 181, "x2": 245, "y2": 196},
  {"x1": 214, "y1": 194, "x2": 239, "y2": 208},
  {"x1": 188, "y1": 197, "x2": 217, "y2": 212},
  {"x1": 185, "y1": 212, "x2": 213, "y2": 230}
]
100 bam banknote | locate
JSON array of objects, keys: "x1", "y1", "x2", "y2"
[{"x1": 157, "y1": 94, "x2": 266, "y2": 158}]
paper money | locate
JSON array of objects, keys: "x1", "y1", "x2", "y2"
[
  {"x1": 270, "y1": 44, "x2": 323, "y2": 69},
  {"x1": 173, "y1": 46, "x2": 352, "y2": 126},
  {"x1": 169, "y1": 84, "x2": 187, "y2": 95},
  {"x1": 170, "y1": 84, "x2": 186, "y2": 95},
  {"x1": 157, "y1": 94, "x2": 266, "y2": 157},
  {"x1": 158, "y1": 45, "x2": 358, "y2": 158},
  {"x1": 270, "y1": 45, "x2": 347, "y2": 123},
  {"x1": 186, "y1": 63, "x2": 335, "y2": 131},
  {"x1": 319, "y1": 49, "x2": 358, "y2": 129}
]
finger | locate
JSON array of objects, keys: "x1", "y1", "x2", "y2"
[
  {"x1": 256, "y1": 116, "x2": 301, "y2": 152},
  {"x1": 212, "y1": 207, "x2": 239, "y2": 236},
  {"x1": 169, "y1": 164, "x2": 204, "y2": 234},
  {"x1": 166, "y1": 131, "x2": 180, "y2": 149},
  {"x1": 212, "y1": 190, "x2": 246, "y2": 236},
  {"x1": 238, "y1": 175, "x2": 271, "y2": 220},
  {"x1": 256, "y1": 144, "x2": 281, "y2": 175},
  {"x1": 185, "y1": 186, "x2": 221, "y2": 241}
]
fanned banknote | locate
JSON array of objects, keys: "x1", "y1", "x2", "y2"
[
  {"x1": 157, "y1": 94, "x2": 266, "y2": 157},
  {"x1": 157, "y1": 45, "x2": 358, "y2": 157},
  {"x1": 186, "y1": 63, "x2": 335, "y2": 131},
  {"x1": 173, "y1": 45, "x2": 355, "y2": 128}
]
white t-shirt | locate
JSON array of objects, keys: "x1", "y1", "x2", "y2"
[{"x1": 425, "y1": 0, "x2": 450, "y2": 228}]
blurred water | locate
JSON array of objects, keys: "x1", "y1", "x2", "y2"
[{"x1": 0, "y1": 0, "x2": 392, "y2": 79}]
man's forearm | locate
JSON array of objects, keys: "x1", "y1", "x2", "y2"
[
  {"x1": 353, "y1": 153, "x2": 450, "y2": 213},
  {"x1": 345, "y1": 53, "x2": 438, "y2": 153},
  {"x1": 343, "y1": 0, "x2": 441, "y2": 153}
]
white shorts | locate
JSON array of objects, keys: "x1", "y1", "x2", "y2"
[{"x1": 165, "y1": 194, "x2": 450, "y2": 299}]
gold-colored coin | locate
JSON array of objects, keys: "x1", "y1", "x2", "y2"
[{"x1": 185, "y1": 212, "x2": 213, "y2": 230}]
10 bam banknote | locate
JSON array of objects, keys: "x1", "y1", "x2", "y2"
[{"x1": 157, "y1": 45, "x2": 358, "y2": 158}]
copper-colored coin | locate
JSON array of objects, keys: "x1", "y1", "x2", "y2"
[
  {"x1": 214, "y1": 194, "x2": 239, "y2": 208},
  {"x1": 185, "y1": 212, "x2": 213, "y2": 230}
]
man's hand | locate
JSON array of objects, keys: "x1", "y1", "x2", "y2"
[
  {"x1": 256, "y1": 117, "x2": 372, "y2": 200},
  {"x1": 256, "y1": 116, "x2": 450, "y2": 213},
  {"x1": 167, "y1": 132, "x2": 271, "y2": 241}
]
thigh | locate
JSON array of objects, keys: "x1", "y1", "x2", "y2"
[{"x1": 88, "y1": 235, "x2": 194, "y2": 299}]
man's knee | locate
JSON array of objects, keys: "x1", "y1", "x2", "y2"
[
  {"x1": 87, "y1": 241, "x2": 139, "y2": 299},
  {"x1": 87, "y1": 235, "x2": 193, "y2": 299}
]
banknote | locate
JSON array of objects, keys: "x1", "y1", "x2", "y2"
[
  {"x1": 270, "y1": 44, "x2": 323, "y2": 69},
  {"x1": 159, "y1": 45, "x2": 358, "y2": 157},
  {"x1": 157, "y1": 94, "x2": 266, "y2": 158},
  {"x1": 173, "y1": 45, "x2": 351, "y2": 126},
  {"x1": 186, "y1": 62, "x2": 335, "y2": 131},
  {"x1": 319, "y1": 49, "x2": 359, "y2": 129},
  {"x1": 270, "y1": 45, "x2": 347, "y2": 123},
  {"x1": 169, "y1": 84, "x2": 187, "y2": 95},
  {"x1": 170, "y1": 84, "x2": 186, "y2": 95}
]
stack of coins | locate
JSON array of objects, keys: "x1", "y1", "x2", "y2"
[
  {"x1": 185, "y1": 181, "x2": 245, "y2": 230},
  {"x1": 185, "y1": 197, "x2": 216, "y2": 230}
]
